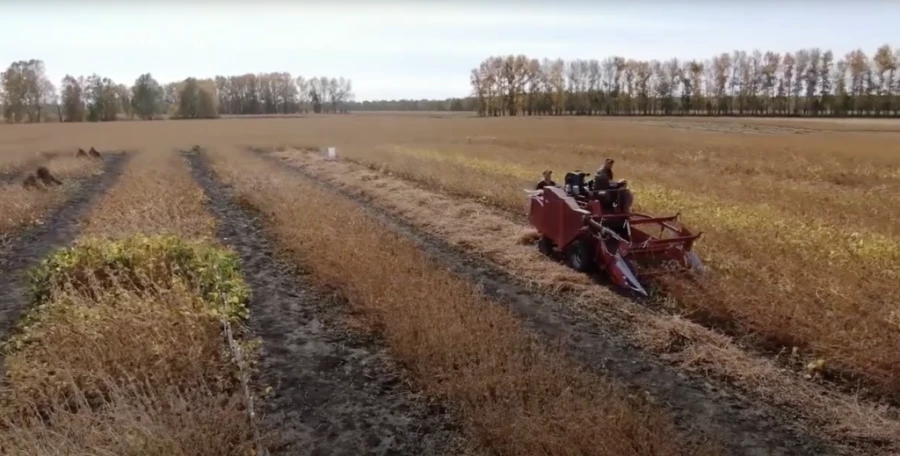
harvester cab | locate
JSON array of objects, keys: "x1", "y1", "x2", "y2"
[{"x1": 525, "y1": 171, "x2": 705, "y2": 297}]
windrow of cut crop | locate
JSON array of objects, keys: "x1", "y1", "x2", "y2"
[
  {"x1": 267, "y1": 149, "x2": 900, "y2": 453},
  {"x1": 0, "y1": 149, "x2": 261, "y2": 456},
  {"x1": 307, "y1": 143, "x2": 900, "y2": 400},
  {"x1": 204, "y1": 146, "x2": 721, "y2": 456}
]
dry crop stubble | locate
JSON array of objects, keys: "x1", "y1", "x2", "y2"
[
  {"x1": 205, "y1": 146, "x2": 721, "y2": 456},
  {"x1": 1, "y1": 120, "x2": 896, "y2": 352},
  {"x1": 0, "y1": 245, "x2": 256, "y2": 456},
  {"x1": 0, "y1": 149, "x2": 48, "y2": 176},
  {"x1": 0, "y1": 155, "x2": 103, "y2": 243},
  {"x1": 304, "y1": 120, "x2": 900, "y2": 400},
  {"x1": 0, "y1": 148, "x2": 259, "y2": 456},
  {"x1": 270, "y1": 150, "x2": 900, "y2": 452},
  {"x1": 1, "y1": 118, "x2": 897, "y2": 392}
]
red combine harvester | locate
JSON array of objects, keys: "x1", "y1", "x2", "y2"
[{"x1": 526, "y1": 171, "x2": 705, "y2": 296}]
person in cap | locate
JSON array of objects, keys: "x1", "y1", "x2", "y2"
[{"x1": 535, "y1": 169, "x2": 556, "y2": 190}]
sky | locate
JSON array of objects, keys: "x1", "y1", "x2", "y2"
[{"x1": 0, "y1": 0, "x2": 898, "y2": 101}]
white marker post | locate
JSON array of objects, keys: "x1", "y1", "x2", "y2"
[{"x1": 324, "y1": 146, "x2": 337, "y2": 161}]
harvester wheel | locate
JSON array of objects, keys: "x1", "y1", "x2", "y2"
[
  {"x1": 537, "y1": 236, "x2": 554, "y2": 256},
  {"x1": 565, "y1": 239, "x2": 594, "y2": 272}
]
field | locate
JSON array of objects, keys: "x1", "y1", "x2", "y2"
[{"x1": 0, "y1": 114, "x2": 898, "y2": 456}]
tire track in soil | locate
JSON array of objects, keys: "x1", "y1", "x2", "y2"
[
  {"x1": 0, "y1": 153, "x2": 131, "y2": 345},
  {"x1": 265, "y1": 153, "x2": 839, "y2": 456},
  {"x1": 186, "y1": 152, "x2": 467, "y2": 456}
]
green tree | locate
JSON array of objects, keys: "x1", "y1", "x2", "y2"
[
  {"x1": 131, "y1": 73, "x2": 164, "y2": 120},
  {"x1": 60, "y1": 75, "x2": 86, "y2": 122},
  {"x1": 84, "y1": 74, "x2": 120, "y2": 122},
  {"x1": 178, "y1": 78, "x2": 200, "y2": 118},
  {"x1": 176, "y1": 77, "x2": 218, "y2": 119}
]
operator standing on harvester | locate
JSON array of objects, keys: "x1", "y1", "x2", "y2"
[{"x1": 591, "y1": 158, "x2": 633, "y2": 213}]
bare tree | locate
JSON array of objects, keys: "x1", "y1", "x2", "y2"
[
  {"x1": 296, "y1": 76, "x2": 310, "y2": 113},
  {"x1": 873, "y1": 44, "x2": 896, "y2": 115},
  {"x1": 819, "y1": 51, "x2": 834, "y2": 115}
]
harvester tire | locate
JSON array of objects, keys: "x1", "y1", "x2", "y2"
[
  {"x1": 537, "y1": 236, "x2": 554, "y2": 256},
  {"x1": 565, "y1": 239, "x2": 594, "y2": 272}
]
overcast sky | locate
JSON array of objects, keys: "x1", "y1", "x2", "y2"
[{"x1": 0, "y1": 1, "x2": 897, "y2": 101}]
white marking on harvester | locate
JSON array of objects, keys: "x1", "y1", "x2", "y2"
[{"x1": 523, "y1": 189, "x2": 544, "y2": 205}]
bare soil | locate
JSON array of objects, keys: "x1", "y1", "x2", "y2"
[
  {"x1": 262, "y1": 151, "x2": 839, "y2": 456},
  {"x1": 186, "y1": 152, "x2": 469, "y2": 456},
  {"x1": 0, "y1": 152, "x2": 130, "y2": 345}
]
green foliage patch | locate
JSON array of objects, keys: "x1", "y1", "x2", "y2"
[{"x1": 27, "y1": 234, "x2": 249, "y2": 323}]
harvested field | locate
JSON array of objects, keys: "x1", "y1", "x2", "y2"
[
  {"x1": 200, "y1": 146, "x2": 723, "y2": 456},
  {"x1": 265, "y1": 116, "x2": 900, "y2": 398},
  {"x1": 0, "y1": 114, "x2": 896, "y2": 455},
  {"x1": 187, "y1": 150, "x2": 469, "y2": 455},
  {"x1": 268, "y1": 148, "x2": 900, "y2": 454}
]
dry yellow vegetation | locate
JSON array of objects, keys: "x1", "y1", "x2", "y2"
[
  {"x1": 0, "y1": 156, "x2": 103, "y2": 242},
  {"x1": 205, "y1": 146, "x2": 719, "y2": 456},
  {"x1": 270, "y1": 148, "x2": 900, "y2": 451},
  {"x1": 0, "y1": 114, "x2": 898, "y2": 455},
  {"x1": 78, "y1": 148, "x2": 216, "y2": 239},
  {"x1": 285, "y1": 115, "x2": 900, "y2": 398},
  {"x1": 0, "y1": 150, "x2": 257, "y2": 456}
]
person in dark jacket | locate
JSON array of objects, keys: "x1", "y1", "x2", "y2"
[
  {"x1": 592, "y1": 158, "x2": 616, "y2": 189},
  {"x1": 593, "y1": 158, "x2": 629, "y2": 189},
  {"x1": 591, "y1": 158, "x2": 633, "y2": 212},
  {"x1": 536, "y1": 169, "x2": 556, "y2": 190}
]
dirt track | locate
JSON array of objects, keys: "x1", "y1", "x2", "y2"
[
  {"x1": 187, "y1": 152, "x2": 467, "y2": 456},
  {"x1": 0, "y1": 152, "x2": 130, "y2": 346},
  {"x1": 261, "y1": 151, "x2": 838, "y2": 456}
]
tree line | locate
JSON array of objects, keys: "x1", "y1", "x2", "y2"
[
  {"x1": 0, "y1": 59, "x2": 356, "y2": 123},
  {"x1": 347, "y1": 98, "x2": 475, "y2": 112},
  {"x1": 469, "y1": 44, "x2": 900, "y2": 117}
]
